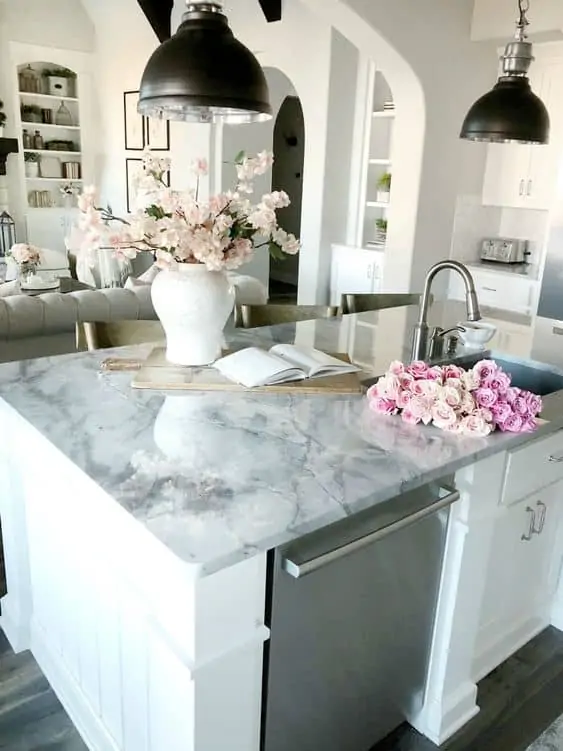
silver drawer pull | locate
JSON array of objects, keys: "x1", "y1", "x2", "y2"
[
  {"x1": 548, "y1": 455, "x2": 563, "y2": 463},
  {"x1": 553, "y1": 326, "x2": 563, "y2": 336},
  {"x1": 282, "y1": 489, "x2": 460, "y2": 578},
  {"x1": 533, "y1": 501, "x2": 547, "y2": 534},
  {"x1": 482, "y1": 286, "x2": 498, "y2": 293},
  {"x1": 522, "y1": 506, "x2": 535, "y2": 541}
]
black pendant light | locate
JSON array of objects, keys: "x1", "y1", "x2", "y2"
[
  {"x1": 138, "y1": 1, "x2": 272, "y2": 125},
  {"x1": 460, "y1": 0, "x2": 549, "y2": 145}
]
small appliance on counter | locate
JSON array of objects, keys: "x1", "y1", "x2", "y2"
[{"x1": 480, "y1": 237, "x2": 530, "y2": 264}]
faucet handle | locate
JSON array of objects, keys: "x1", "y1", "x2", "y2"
[{"x1": 428, "y1": 326, "x2": 466, "y2": 360}]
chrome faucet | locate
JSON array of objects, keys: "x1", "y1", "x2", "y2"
[{"x1": 411, "y1": 260, "x2": 481, "y2": 361}]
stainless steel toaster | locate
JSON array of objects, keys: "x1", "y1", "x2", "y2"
[{"x1": 480, "y1": 238, "x2": 529, "y2": 264}]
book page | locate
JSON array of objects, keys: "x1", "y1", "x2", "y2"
[
  {"x1": 214, "y1": 347, "x2": 305, "y2": 388},
  {"x1": 269, "y1": 344, "x2": 359, "y2": 377}
]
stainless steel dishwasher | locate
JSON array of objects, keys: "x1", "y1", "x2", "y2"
[{"x1": 261, "y1": 482, "x2": 458, "y2": 751}]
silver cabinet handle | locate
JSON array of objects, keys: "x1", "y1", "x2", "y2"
[
  {"x1": 527, "y1": 179, "x2": 533, "y2": 196},
  {"x1": 552, "y1": 326, "x2": 563, "y2": 336},
  {"x1": 366, "y1": 264, "x2": 372, "y2": 279},
  {"x1": 533, "y1": 501, "x2": 547, "y2": 534},
  {"x1": 519, "y1": 179, "x2": 525, "y2": 196},
  {"x1": 282, "y1": 489, "x2": 460, "y2": 578},
  {"x1": 482, "y1": 286, "x2": 498, "y2": 292},
  {"x1": 522, "y1": 506, "x2": 536, "y2": 541},
  {"x1": 548, "y1": 454, "x2": 563, "y2": 463}
]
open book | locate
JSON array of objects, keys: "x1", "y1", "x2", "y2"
[{"x1": 214, "y1": 344, "x2": 360, "y2": 388}]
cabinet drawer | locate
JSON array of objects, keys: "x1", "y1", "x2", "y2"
[{"x1": 502, "y1": 430, "x2": 563, "y2": 505}]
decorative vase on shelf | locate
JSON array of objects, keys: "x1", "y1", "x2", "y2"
[
  {"x1": 151, "y1": 264, "x2": 235, "y2": 366},
  {"x1": 25, "y1": 161, "x2": 40, "y2": 178},
  {"x1": 18, "y1": 262, "x2": 38, "y2": 286},
  {"x1": 376, "y1": 190, "x2": 390, "y2": 203},
  {"x1": 55, "y1": 102, "x2": 73, "y2": 127}
]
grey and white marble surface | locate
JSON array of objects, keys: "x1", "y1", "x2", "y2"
[{"x1": 0, "y1": 302, "x2": 560, "y2": 576}]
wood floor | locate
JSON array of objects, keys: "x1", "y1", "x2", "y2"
[
  {"x1": 372, "y1": 626, "x2": 563, "y2": 751},
  {"x1": 0, "y1": 630, "x2": 86, "y2": 750},
  {"x1": 0, "y1": 626, "x2": 562, "y2": 750}
]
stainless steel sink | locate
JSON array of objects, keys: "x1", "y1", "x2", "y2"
[{"x1": 448, "y1": 352, "x2": 563, "y2": 397}]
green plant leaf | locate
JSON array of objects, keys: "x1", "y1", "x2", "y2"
[
  {"x1": 268, "y1": 241, "x2": 286, "y2": 261},
  {"x1": 234, "y1": 150, "x2": 246, "y2": 165}
]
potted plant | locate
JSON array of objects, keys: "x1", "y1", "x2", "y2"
[
  {"x1": 21, "y1": 104, "x2": 42, "y2": 123},
  {"x1": 377, "y1": 172, "x2": 392, "y2": 203},
  {"x1": 42, "y1": 67, "x2": 76, "y2": 98},
  {"x1": 24, "y1": 152, "x2": 41, "y2": 178},
  {"x1": 0, "y1": 101, "x2": 6, "y2": 137},
  {"x1": 375, "y1": 218, "x2": 387, "y2": 244}
]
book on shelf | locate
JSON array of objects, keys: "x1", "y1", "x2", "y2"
[{"x1": 214, "y1": 344, "x2": 360, "y2": 388}]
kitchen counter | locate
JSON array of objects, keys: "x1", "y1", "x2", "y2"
[
  {"x1": 467, "y1": 261, "x2": 541, "y2": 280},
  {"x1": 0, "y1": 300, "x2": 557, "y2": 577}
]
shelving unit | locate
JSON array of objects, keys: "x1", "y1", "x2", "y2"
[{"x1": 17, "y1": 61, "x2": 82, "y2": 211}]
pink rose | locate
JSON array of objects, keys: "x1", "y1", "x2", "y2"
[
  {"x1": 460, "y1": 390, "x2": 476, "y2": 414},
  {"x1": 459, "y1": 412, "x2": 493, "y2": 438},
  {"x1": 443, "y1": 364, "x2": 464, "y2": 381},
  {"x1": 477, "y1": 407, "x2": 493, "y2": 423},
  {"x1": 397, "y1": 390, "x2": 413, "y2": 410},
  {"x1": 399, "y1": 373, "x2": 415, "y2": 391},
  {"x1": 505, "y1": 386, "x2": 521, "y2": 404},
  {"x1": 525, "y1": 392, "x2": 542, "y2": 416},
  {"x1": 475, "y1": 387, "x2": 498, "y2": 409},
  {"x1": 461, "y1": 370, "x2": 480, "y2": 392},
  {"x1": 409, "y1": 395, "x2": 434, "y2": 425},
  {"x1": 419, "y1": 379, "x2": 441, "y2": 398},
  {"x1": 406, "y1": 361, "x2": 429, "y2": 380},
  {"x1": 442, "y1": 385, "x2": 462, "y2": 408},
  {"x1": 401, "y1": 409, "x2": 421, "y2": 426},
  {"x1": 388, "y1": 361, "x2": 405, "y2": 376},
  {"x1": 521, "y1": 418, "x2": 539, "y2": 433},
  {"x1": 444, "y1": 376, "x2": 463, "y2": 391},
  {"x1": 500, "y1": 412, "x2": 524, "y2": 433},
  {"x1": 373, "y1": 374, "x2": 401, "y2": 400},
  {"x1": 369, "y1": 396, "x2": 398, "y2": 416},
  {"x1": 512, "y1": 395, "x2": 530, "y2": 416},
  {"x1": 426, "y1": 366, "x2": 444, "y2": 383},
  {"x1": 491, "y1": 401, "x2": 512, "y2": 426},
  {"x1": 483, "y1": 371, "x2": 511, "y2": 394},
  {"x1": 410, "y1": 380, "x2": 427, "y2": 396},
  {"x1": 473, "y1": 360, "x2": 499, "y2": 385},
  {"x1": 431, "y1": 401, "x2": 458, "y2": 430}
]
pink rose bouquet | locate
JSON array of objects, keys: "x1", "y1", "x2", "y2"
[{"x1": 367, "y1": 359, "x2": 542, "y2": 437}]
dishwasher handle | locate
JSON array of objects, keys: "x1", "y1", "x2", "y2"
[{"x1": 282, "y1": 488, "x2": 460, "y2": 579}]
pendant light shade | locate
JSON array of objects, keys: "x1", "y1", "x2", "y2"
[
  {"x1": 460, "y1": 0, "x2": 550, "y2": 145},
  {"x1": 138, "y1": 1, "x2": 272, "y2": 125}
]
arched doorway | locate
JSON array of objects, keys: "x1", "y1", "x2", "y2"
[{"x1": 269, "y1": 95, "x2": 305, "y2": 303}]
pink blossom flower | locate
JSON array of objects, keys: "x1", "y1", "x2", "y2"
[
  {"x1": 396, "y1": 390, "x2": 413, "y2": 409},
  {"x1": 460, "y1": 390, "x2": 477, "y2": 414},
  {"x1": 9, "y1": 243, "x2": 41, "y2": 265},
  {"x1": 442, "y1": 385, "x2": 462, "y2": 408},
  {"x1": 369, "y1": 396, "x2": 398, "y2": 416},
  {"x1": 512, "y1": 395, "x2": 530, "y2": 416},
  {"x1": 399, "y1": 373, "x2": 415, "y2": 391},
  {"x1": 526, "y1": 392, "x2": 542, "y2": 416},
  {"x1": 505, "y1": 386, "x2": 521, "y2": 404},
  {"x1": 459, "y1": 411, "x2": 493, "y2": 437},
  {"x1": 474, "y1": 387, "x2": 498, "y2": 409},
  {"x1": 190, "y1": 158, "x2": 209, "y2": 176},
  {"x1": 461, "y1": 370, "x2": 480, "y2": 391},
  {"x1": 409, "y1": 396, "x2": 434, "y2": 425},
  {"x1": 491, "y1": 401, "x2": 512, "y2": 426},
  {"x1": 407, "y1": 361, "x2": 429, "y2": 380},
  {"x1": 401, "y1": 409, "x2": 421, "y2": 426},
  {"x1": 483, "y1": 371, "x2": 511, "y2": 394},
  {"x1": 473, "y1": 360, "x2": 499, "y2": 385},
  {"x1": 419, "y1": 380, "x2": 441, "y2": 398},
  {"x1": 431, "y1": 401, "x2": 458, "y2": 430},
  {"x1": 426, "y1": 366, "x2": 444, "y2": 383}
]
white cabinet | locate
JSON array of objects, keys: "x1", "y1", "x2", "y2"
[
  {"x1": 482, "y1": 57, "x2": 563, "y2": 210},
  {"x1": 474, "y1": 483, "x2": 561, "y2": 680},
  {"x1": 448, "y1": 267, "x2": 538, "y2": 315},
  {"x1": 330, "y1": 245, "x2": 384, "y2": 306}
]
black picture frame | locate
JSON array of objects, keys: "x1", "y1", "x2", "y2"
[
  {"x1": 124, "y1": 91, "x2": 145, "y2": 151},
  {"x1": 146, "y1": 116, "x2": 171, "y2": 151},
  {"x1": 126, "y1": 158, "x2": 171, "y2": 214}
]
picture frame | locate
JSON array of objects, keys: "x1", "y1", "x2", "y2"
[
  {"x1": 126, "y1": 158, "x2": 170, "y2": 214},
  {"x1": 123, "y1": 91, "x2": 145, "y2": 151},
  {"x1": 146, "y1": 116, "x2": 170, "y2": 151}
]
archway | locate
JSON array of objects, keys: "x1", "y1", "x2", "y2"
[{"x1": 269, "y1": 95, "x2": 304, "y2": 302}]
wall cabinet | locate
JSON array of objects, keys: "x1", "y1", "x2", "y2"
[
  {"x1": 482, "y1": 55, "x2": 563, "y2": 210},
  {"x1": 330, "y1": 245, "x2": 384, "y2": 306},
  {"x1": 448, "y1": 267, "x2": 538, "y2": 315}
]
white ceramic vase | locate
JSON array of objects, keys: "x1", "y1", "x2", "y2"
[
  {"x1": 25, "y1": 161, "x2": 39, "y2": 178},
  {"x1": 151, "y1": 264, "x2": 235, "y2": 366}
]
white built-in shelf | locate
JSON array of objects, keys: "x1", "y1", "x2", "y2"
[
  {"x1": 372, "y1": 111, "x2": 395, "y2": 119},
  {"x1": 25, "y1": 176, "x2": 83, "y2": 182},
  {"x1": 366, "y1": 201, "x2": 390, "y2": 209},
  {"x1": 24, "y1": 149, "x2": 81, "y2": 157},
  {"x1": 368, "y1": 158, "x2": 391, "y2": 166},
  {"x1": 22, "y1": 121, "x2": 80, "y2": 130},
  {"x1": 19, "y1": 91, "x2": 78, "y2": 103}
]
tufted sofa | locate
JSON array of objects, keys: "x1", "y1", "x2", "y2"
[{"x1": 0, "y1": 273, "x2": 268, "y2": 363}]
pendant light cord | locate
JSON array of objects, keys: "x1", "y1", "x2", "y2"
[{"x1": 517, "y1": 0, "x2": 530, "y2": 38}]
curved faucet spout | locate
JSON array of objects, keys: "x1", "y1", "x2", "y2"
[{"x1": 411, "y1": 260, "x2": 481, "y2": 361}]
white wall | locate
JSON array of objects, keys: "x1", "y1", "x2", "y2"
[{"x1": 472, "y1": 0, "x2": 563, "y2": 41}]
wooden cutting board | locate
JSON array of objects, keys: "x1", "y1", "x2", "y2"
[{"x1": 130, "y1": 347, "x2": 363, "y2": 395}]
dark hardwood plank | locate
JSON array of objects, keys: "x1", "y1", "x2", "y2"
[{"x1": 371, "y1": 627, "x2": 563, "y2": 751}]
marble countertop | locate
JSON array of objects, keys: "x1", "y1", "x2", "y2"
[{"x1": 0, "y1": 301, "x2": 560, "y2": 576}]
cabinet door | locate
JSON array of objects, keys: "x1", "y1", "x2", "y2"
[
  {"x1": 482, "y1": 142, "x2": 527, "y2": 208},
  {"x1": 475, "y1": 487, "x2": 561, "y2": 679},
  {"x1": 333, "y1": 250, "x2": 377, "y2": 304}
]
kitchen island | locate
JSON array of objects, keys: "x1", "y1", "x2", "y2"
[{"x1": 1, "y1": 300, "x2": 563, "y2": 750}]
